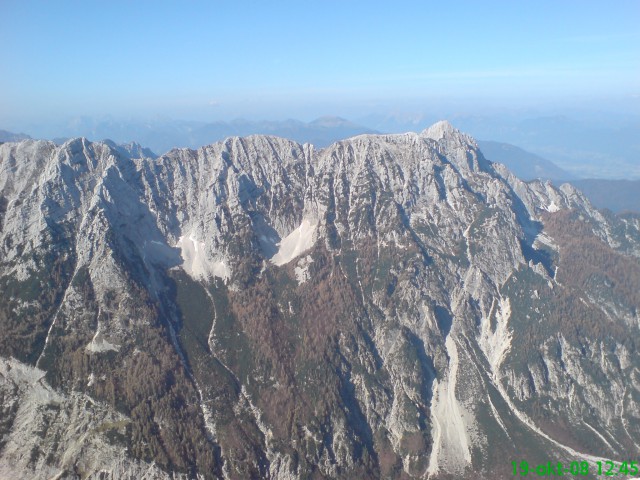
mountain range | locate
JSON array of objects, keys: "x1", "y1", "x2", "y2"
[
  {"x1": 6, "y1": 121, "x2": 637, "y2": 213},
  {"x1": 0, "y1": 129, "x2": 31, "y2": 143},
  {"x1": 0, "y1": 122, "x2": 639, "y2": 478},
  {"x1": 19, "y1": 116, "x2": 377, "y2": 156}
]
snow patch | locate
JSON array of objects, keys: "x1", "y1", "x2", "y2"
[
  {"x1": 176, "y1": 234, "x2": 206, "y2": 277},
  {"x1": 271, "y1": 219, "x2": 317, "y2": 266},
  {"x1": 176, "y1": 233, "x2": 229, "y2": 281},
  {"x1": 533, "y1": 231, "x2": 558, "y2": 251},
  {"x1": 544, "y1": 201, "x2": 560, "y2": 213},
  {"x1": 212, "y1": 260, "x2": 230, "y2": 279},
  {"x1": 294, "y1": 255, "x2": 314, "y2": 285},
  {"x1": 86, "y1": 326, "x2": 120, "y2": 353}
]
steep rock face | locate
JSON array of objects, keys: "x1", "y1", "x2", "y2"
[{"x1": 0, "y1": 123, "x2": 638, "y2": 479}]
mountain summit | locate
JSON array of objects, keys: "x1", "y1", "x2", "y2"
[
  {"x1": 421, "y1": 119, "x2": 459, "y2": 139},
  {"x1": 0, "y1": 124, "x2": 638, "y2": 479}
]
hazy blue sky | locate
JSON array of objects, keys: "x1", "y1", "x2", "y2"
[{"x1": 1, "y1": 0, "x2": 638, "y2": 124}]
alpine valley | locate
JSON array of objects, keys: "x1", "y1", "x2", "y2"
[{"x1": 0, "y1": 122, "x2": 639, "y2": 479}]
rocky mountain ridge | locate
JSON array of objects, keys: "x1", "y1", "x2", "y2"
[{"x1": 0, "y1": 122, "x2": 638, "y2": 479}]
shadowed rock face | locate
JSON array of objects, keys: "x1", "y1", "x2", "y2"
[{"x1": 0, "y1": 123, "x2": 639, "y2": 479}]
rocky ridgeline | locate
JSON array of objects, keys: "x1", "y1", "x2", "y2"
[{"x1": 0, "y1": 122, "x2": 638, "y2": 479}]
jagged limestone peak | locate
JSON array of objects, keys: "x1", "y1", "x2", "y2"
[{"x1": 421, "y1": 120, "x2": 460, "y2": 141}]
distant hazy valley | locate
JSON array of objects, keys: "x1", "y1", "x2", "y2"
[{"x1": 477, "y1": 140, "x2": 640, "y2": 213}]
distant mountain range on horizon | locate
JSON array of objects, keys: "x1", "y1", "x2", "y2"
[
  {"x1": 0, "y1": 129, "x2": 31, "y2": 143},
  {"x1": 6, "y1": 111, "x2": 640, "y2": 180},
  {"x1": 11, "y1": 116, "x2": 379, "y2": 155}
]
